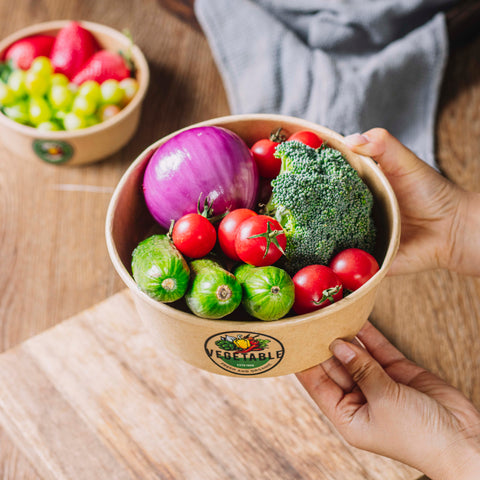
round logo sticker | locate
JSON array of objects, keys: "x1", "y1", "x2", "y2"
[
  {"x1": 33, "y1": 139, "x2": 74, "y2": 164},
  {"x1": 205, "y1": 331, "x2": 284, "y2": 376}
]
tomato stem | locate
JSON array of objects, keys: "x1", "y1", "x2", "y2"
[
  {"x1": 247, "y1": 221, "x2": 285, "y2": 258},
  {"x1": 269, "y1": 126, "x2": 287, "y2": 143},
  {"x1": 313, "y1": 285, "x2": 342, "y2": 305}
]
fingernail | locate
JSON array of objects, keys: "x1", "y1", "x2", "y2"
[
  {"x1": 344, "y1": 133, "x2": 369, "y2": 147},
  {"x1": 330, "y1": 339, "x2": 356, "y2": 363}
]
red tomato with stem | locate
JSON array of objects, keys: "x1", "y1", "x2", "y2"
[
  {"x1": 329, "y1": 248, "x2": 379, "y2": 291},
  {"x1": 288, "y1": 130, "x2": 323, "y2": 149},
  {"x1": 235, "y1": 215, "x2": 286, "y2": 266},
  {"x1": 218, "y1": 208, "x2": 258, "y2": 261},
  {"x1": 292, "y1": 265, "x2": 343, "y2": 315},
  {"x1": 250, "y1": 127, "x2": 287, "y2": 179},
  {"x1": 171, "y1": 213, "x2": 216, "y2": 258}
]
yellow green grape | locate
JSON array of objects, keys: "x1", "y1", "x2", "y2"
[
  {"x1": 4, "y1": 100, "x2": 29, "y2": 124},
  {"x1": 29, "y1": 96, "x2": 52, "y2": 126},
  {"x1": 37, "y1": 121, "x2": 61, "y2": 131},
  {"x1": 72, "y1": 95, "x2": 97, "y2": 116},
  {"x1": 78, "y1": 80, "x2": 101, "y2": 103},
  {"x1": 119, "y1": 78, "x2": 139, "y2": 105},
  {"x1": 100, "y1": 79, "x2": 124, "y2": 105},
  {"x1": 7, "y1": 70, "x2": 27, "y2": 98},
  {"x1": 0, "y1": 83, "x2": 16, "y2": 106},
  {"x1": 1, "y1": 57, "x2": 138, "y2": 130},
  {"x1": 63, "y1": 112, "x2": 87, "y2": 130},
  {"x1": 25, "y1": 70, "x2": 49, "y2": 96},
  {"x1": 30, "y1": 56, "x2": 53, "y2": 77},
  {"x1": 50, "y1": 73, "x2": 70, "y2": 87},
  {"x1": 48, "y1": 85, "x2": 74, "y2": 111}
]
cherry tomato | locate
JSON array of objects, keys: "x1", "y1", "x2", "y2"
[
  {"x1": 288, "y1": 130, "x2": 323, "y2": 149},
  {"x1": 171, "y1": 213, "x2": 216, "y2": 258},
  {"x1": 250, "y1": 138, "x2": 282, "y2": 179},
  {"x1": 329, "y1": 248, "x2": 379, "y2": 291},
  {"x1": 218, "y1": 208, "x2": 257, "y2": 261},
  {"x1": 292, "y1": 265, "x2": 343, "y2": 315},
  {"x1": 234, "y1": 215, "x2": 286, "y2": 267}
]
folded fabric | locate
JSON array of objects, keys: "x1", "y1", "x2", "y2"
[{"x1": 195, "y1": 0, "x2": 457, "y2": 167}]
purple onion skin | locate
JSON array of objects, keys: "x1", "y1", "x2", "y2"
[{"x1": 143, "y1": 126, "x2": 259, "y2": 229}]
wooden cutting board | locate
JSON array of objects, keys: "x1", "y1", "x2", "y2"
[{"x1": 0, "y1": 290, "x2": 419, "y2": 480}]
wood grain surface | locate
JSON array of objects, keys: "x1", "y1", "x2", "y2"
[
  {"x1": 0, "y1": 0, "x2": 228, "y2": 477},
  {"x1": 0, "y1": 0, "x2": 479, "y2": 478},
  {"x1": 0, "y1": 289, "x2": 419, "y2": 480}
]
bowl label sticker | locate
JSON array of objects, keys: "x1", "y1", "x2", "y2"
[
  {"x1": 205, "y1": 331, "x2": 284, "y2": 375},
  {"x1": 33, "y1": 139, "x2": 74, "y2": 164}
]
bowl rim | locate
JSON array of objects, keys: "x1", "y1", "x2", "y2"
[
  {"x1": 105, "y1": 113, "x2": 401, "y2": 329},
  {"x1": 0, "y1": 19, "x2": 150, "y2": 138}
]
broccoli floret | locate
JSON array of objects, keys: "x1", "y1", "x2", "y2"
[{"x1": 267, "y1": 141, "x2": 376, "y2": 274}]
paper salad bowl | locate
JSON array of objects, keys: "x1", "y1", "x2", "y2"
[
  {"x1": 105, "y1": 114, "x2": 400, "y2": 377},
  {"x1": 0, "y1": 20, "x2": 149, "y2": 166}
]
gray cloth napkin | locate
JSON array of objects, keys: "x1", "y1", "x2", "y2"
[{"x1": 195, "y1": 0, "x2": 456, "y2": 167}]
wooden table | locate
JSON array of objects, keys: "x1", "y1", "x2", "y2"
[{"x1": 0, "y1": 0, "x2": 479, "y2": 478}]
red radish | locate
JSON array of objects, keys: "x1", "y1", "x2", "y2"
[
  {"x1": 4, "y1": 35, "x2": 55, "y2": 70},
  {"x1": 50, "y1": 21, "x2": 99, "y2": 79},
  {"x1": 72, "y1": 50, "x2": 130, "y2": 85}
]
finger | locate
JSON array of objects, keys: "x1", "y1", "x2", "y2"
[
  {"x1": 296, "y1": 364, "x2": 345, "y2": 420},
  {"x1": 321, "y1": 336, "x2": 367, "y2": 392},
  {"x1": 344, "y1": 128, "x2": 432, "y2": 177},
  {"x1": 356, "y1": 322, "x2": 426, "y2": 385},
  {"x1": 330, "y1": 338, "x2": 397, "y2": 403},
  {"x1": 321, "y1": 355, "x2": 356, "y2": 392},
  {"x1": 296, "y1": 363, "x2": 367, "y2": 432},
  {"x1": 296, "y1": 363, "x2": 344, "y2": 405}
]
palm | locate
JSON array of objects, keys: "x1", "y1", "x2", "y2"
[
  {"x1": 345, "y1": 128, "x2": 464, "y2": 275},
  {"x1": 296, "y1": 322, "x2": 480, "y2": 470},
  {"x1": 381, "y1": 160, "x2": 462, "y2": 275}
]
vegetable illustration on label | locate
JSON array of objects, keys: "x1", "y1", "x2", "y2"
[
  {"x1": 205, "y1": 331, "x2": 285, "y2": 375},
  {"x1": 216, "y1": 334, "x2": 268, "y2": 353}
]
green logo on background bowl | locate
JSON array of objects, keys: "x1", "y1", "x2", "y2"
[
  {"x1": 32, "y1": 139, "x2": 74, "y2": 164},
  {"x1": 205, "y1": 331, "x2": 284, "y2": 375}
]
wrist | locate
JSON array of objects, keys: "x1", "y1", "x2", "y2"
[{"x1": 423, "y1": 432, "x2": 480, "y2": 480}]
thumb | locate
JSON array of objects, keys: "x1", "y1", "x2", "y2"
[
  {"x1": 343, "y1": 128, "x2": 432, "y2": 178},
  {"x1": 330, "y1": 339, "x2": 396, "y2": 402}
]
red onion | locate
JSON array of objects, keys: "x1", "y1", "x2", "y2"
[{"x1": 143, "y1": 126, "x2": 259, "y2": 229}]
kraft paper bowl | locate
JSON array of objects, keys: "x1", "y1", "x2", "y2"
[
  {"x1": 105, "y1": 114, "x2": 400, "y2": 377},
  {"x1": 0, "y1": 20, "x2": 149, "y2": 166}
]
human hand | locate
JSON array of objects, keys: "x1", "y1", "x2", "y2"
[
  {"x1": 296, "y1": 322, "x2": 480, "y2": 479},
  {"x1": 344, "y1": 129, "x2": 480, "y2": 276}
]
